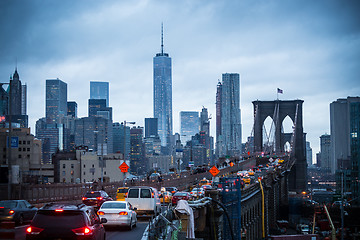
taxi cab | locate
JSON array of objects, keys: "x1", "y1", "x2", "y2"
[
  {"x1": 199, "y1": 178, "x2": 211, "y2": 187},
  {"x1": 116, "y1": 187, "x2": 129, "y2": 201},
  {"x1": 160, "y1": 191, "x2": 172, "y2": 204}
]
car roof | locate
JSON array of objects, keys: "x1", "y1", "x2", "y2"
[{"x1": 39, "y1": 203, "x2": 90, "y2": 212}]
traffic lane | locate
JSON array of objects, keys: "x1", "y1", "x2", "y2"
[{"x1": 105, "y1": 221, "x2": 148, "y2": 240}]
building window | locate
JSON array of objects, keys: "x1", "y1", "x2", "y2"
[
  {"x1": 92, "y1": 172, "x2": 94, "y2": 175},
  {"x1": 27, "y1": 154, "x2": 30, "y2": 158},
  {"x1": 71, "y1": 178, "x2": 74, "y2": 183},
  {"x1": 83, "y1": 164, "x2": 86, "y2": 168},
  {"x1": 27, "y1": 148, "x2": 30, "y2": 152},
  {"x1": 18, "y1": 148, "x2": 21, "y2": 151},
  {"x1": 23, "y1": 148, "x2": 26, "y2": 151},
  {"x1": 84, "y1": 172, "x2": 86, "y2": 175},
  {"x1": 71, "y1": 164, "x2": 74, "y2": 169},
  {"x1": 71, "y1": 170, "x2": 74, "y2": 175},
  {"x1": 18, "y1": 155, "x2": 22, "y2": 158},
  {"x1": 63, "y1": 164, "x2": 66, "y2": 169},
  {"x1": 62, "y1": 171, "x2": 66, "y2": 176},
  {"x1": 27, "y1": 141, "x2": 30, "y2": 144},
  {"x1": 104, "y1": 171, "x2": 106, "y2": 175},
  {"x1": 92, "y1": 164, "x2": 94, "y2": 167}
]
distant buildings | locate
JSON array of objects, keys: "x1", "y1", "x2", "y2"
[
  {"x1": 216, "y1": 73, "x2": 242, "y2": 157},
  {"x1": 0, "y1": 69, "x2": 28, "y2": 128},
  {"x1": 180, "y1": 111, "x2": 199, "y2": 144},
  {"x1": 153, "y1": 25, "x2": 172, "y2": 148},
  {"x1": 306, "y1": 141, "x2": 313, "y2": 166}
]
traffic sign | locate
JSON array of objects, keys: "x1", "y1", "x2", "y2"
[
  {"x1": 229, "y1": 162, "x2": 234, "y2": 167},
  {"x1": 209, "y1": 166, "x2": 220, "y2": 177},
  {"x1": 119, "y1": 162, "x2": 129, "y2": 173}
]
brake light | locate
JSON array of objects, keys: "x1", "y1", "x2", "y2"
[
  {"x1": 98, "y1": 211, "x2": 105, "y2": 215},
  {"x1": 82, "y1": 197, "x2": 87, "y2": 201},
  {"x1": 9, "y1": 210, "x2": 15, "y2": 215},
  {"x1": 0, "y1": 207, "x2": 3, "y2": 208},
  {"x1": 125, "y1": 192, "x2": 128, "y2": 197},
  {"x1": 151, "y1": 192, "x2": 154, "y2": 198},
  {"x1": 55, "y1": 209, "x2": 63, "y2": 212},
  {"x1": 119, "y1": 211, "x2": 128, "y2": 215},
  {"x1": 72, "y1": 227, "x2": 93, "y2": 236},
  {"x1": 96, "y1": 197, "x2": 103, "y2": 200},
  {"x1": 26, "y1": 226, "x2": 44, "y2": 235}
]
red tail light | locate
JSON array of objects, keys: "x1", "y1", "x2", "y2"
[
  {"x1": 72, "y1": 227, "x2": 93, "y2": 236},
  {"x1": 9, "y1": 210, "x2": 15, "y2": 215},
  {"x1": 82, "y1": 197, "x2": 87, "y2": 201},
  {"x1": 125, "y1": 192, "x2": 128, "y2": 197},
  {"x1": 119, "y1": 211, "x2": 128, "y2": 215},
  {"x1": 96, "y1": 197, "x2": 103, "y2": 200},
  {"x1": 98, "y1": 211, "x2": 105, "y2": 215},
  {"x1": 55, "y1": 209, "x2": 63, "y2": 212},
  {"x1": 151, "y1": 192, "x2": 154, "y2": 198},
  {"x1": 26, "y1": 226, "x2": 44, "y2": 235}
]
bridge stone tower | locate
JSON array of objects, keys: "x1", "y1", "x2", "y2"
[{"x1": 252, "y1": 100, "x2": 307, "y2": 191}]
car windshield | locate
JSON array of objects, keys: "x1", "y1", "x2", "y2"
[
  {"x1": 101, "y1": 202, "x2": 126, "y2": 209},
  {"x1": 85, "y1": 192, "x2": 101, "y2": 198},
  {"x1": 174, "y1": 192, "x2": 188, "y2": 197},
  {"x1": 0, "y1": 201, "x2": 17, "y2": 208},
  {"x1": 32, "y1": 212, "x2": 85, "y2": 228},
  {"x1": 117, "y1": 188, "x2": 128, "y2": 193}
]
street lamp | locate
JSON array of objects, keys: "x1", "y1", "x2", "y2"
[{"x1": 121, "y1": 121, "x2": 135, "y2": 182}]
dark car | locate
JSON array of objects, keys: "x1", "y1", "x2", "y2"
[
  {"x1": 172, "y1": 192, "x2": 191, "y2": 205},
  {"x1": 0, "y1": 200, "x2": 37, "y2": 225},
  {"x1": 165, "y1": 187, "x2": 178, "y2": 195},
  {"x1": 82, "y1": 190, "x2": 113, "y2": 208},
  {"x1": 26, "y1": 203, "x2": 106, "y2": 240}
]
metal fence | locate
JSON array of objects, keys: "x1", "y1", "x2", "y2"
[{"x1": 220, "y1": 177, "x2": 242, "y2": 240}]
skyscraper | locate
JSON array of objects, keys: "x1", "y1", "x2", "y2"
[
  {"x1": 320, "y1": 134, "x2": 331, "y2": 172},
  {"x1": 90, "y1": 81, "x2": 109, "y2": 107},
  {"x1": 9, "y1": 69, "x2": 22, "y2": 115},
  {"x1": 153, "y1": 25, "x2": 172, "y2": 147},
  {"x1": 217, "y1": 73, "x2": 242, "y2": 157},
  {"x1": 145, "y1": 118, "x2": 158, "y2": 138},
  {"x1": 330, "y1": 97, "x2": 360, "y2": 174},
  {"x1": 46, "y1": 79, "x2": 67, "y2": 125},
  {"x1": 180, "y1": 111, "x2": 199, "y2": 144}
]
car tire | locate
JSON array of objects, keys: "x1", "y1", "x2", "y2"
[
  {"x1": 17, "y1": 215, "x2": 24, "y2": 226},
  {"x1": 128, "y1": 218, "x2": 133, "y2": 230}
]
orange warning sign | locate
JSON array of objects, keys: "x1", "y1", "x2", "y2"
[
  {"x1": 209, "y1": 166, "x2": 220, "y2": 177},
  {"x1": 119, "y1": 162, "x2": 129, "y2": 173}
]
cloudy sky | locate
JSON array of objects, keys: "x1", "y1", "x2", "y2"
[{"x1": 1, "y1": 0, "x2": 359, "y2": 162}]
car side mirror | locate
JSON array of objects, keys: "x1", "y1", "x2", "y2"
[
  {"x1": 100, "y1": 218, "x2": 107, "y2": 223},
  {"x1": 134, "y1": 207, "x2": 137, "y2": 211}
]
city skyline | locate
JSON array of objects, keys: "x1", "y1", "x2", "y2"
[{"x1": 1, "y1": 0, "x2": 360, "y2": 161}]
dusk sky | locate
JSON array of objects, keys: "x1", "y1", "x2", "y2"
[{"x1": 1, "y1": 0, "x2": 359, "y2": 162}]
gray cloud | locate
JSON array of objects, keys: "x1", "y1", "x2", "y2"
[{"x1": 1, "y1": 0, "x2": 359, "y2": 162}]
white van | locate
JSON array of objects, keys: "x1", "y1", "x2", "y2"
[{"x1": 126, "y1": 186, "x2": 161, "y2": 216}]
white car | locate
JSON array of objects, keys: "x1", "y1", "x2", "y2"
[
  {"x1": 190, "y1": 188, "x2": 205, "y2": 198},
  {"x1": 98, "y1": 201, "x2": 137, "y2": 230}
]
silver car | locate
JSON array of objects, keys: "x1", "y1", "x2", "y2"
[{"x1": 98, "y1": 201, "x2": 137, "y2": 230}]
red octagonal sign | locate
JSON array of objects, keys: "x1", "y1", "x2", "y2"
[{"x1": 119, "y1": 162, "x2": 129, "y2": 173}]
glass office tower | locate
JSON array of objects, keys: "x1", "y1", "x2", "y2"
[
  {"x1": 153, "y1": 26, "x2": 172, "y2": 147},
  {"x1": 46, "y1": 79, "x2": 67, "y2": 125},
  {"x1": 90, "y1": 81, "x2": 109, "y2": 107}
]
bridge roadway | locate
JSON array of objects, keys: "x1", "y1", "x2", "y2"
[{"x1": 5, "y1": 155, "x2": 294, "y2": 239}]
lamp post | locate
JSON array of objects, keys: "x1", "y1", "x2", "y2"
[{"x1": 122, "y1": 121, "x2": 135, "y2": 181}]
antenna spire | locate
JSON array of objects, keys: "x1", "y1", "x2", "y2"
[{"x1": 161, "y1": 22, "x2": 164, "y2": 55}]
